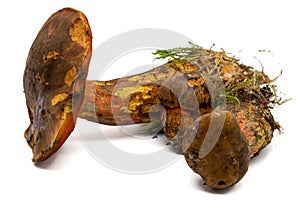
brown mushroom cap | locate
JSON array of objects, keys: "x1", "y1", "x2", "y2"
[
  {"x1": 183, "y1": 111, "x2": 250, "y2": 189},
  {"x1": 23, "y1": 8, "x2": 92, "y2": 162}
]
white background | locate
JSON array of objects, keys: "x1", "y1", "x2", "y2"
[{"x1": 1, "y1": 0, "x2": 299, "y2": 199}]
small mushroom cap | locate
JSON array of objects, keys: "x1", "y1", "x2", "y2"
[
  {"x1": 23, "y1": 8, "x2": 92, "y2": 162},
  {"x1": 184, "y1": 111, "x2": 250, "y2": 189}
]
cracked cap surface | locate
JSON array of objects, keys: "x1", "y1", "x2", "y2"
[{"x1": 23, "y1": 8, "x2": 92, "y2": 162}]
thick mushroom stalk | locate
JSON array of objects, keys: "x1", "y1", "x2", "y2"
[
  {"x1": 23, "y1": 8, "x2": 92, "y2": 162},
  {"x1": 78, "y1": 52, "x2": 279, "y2": 157}
]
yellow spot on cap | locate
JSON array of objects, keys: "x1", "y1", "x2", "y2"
[
  {"x1": 44, "y1": 51, "x2": 60, "y2": 60},
  {"x1": 69, "y1": 17, "x2": 89, "y2": 48},
  {"x1": 64, "y1": 66, "x2": 77, "y2": 86},
  {"x1": 51, "y1": 93, "x2": 69, "y2": 106}
]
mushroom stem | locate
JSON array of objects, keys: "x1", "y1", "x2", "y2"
[
  {"x1": 77, "y1": 57, "x2": 279, "y2": 157},
  {"x1": 78, "y1": 61, "x2": 212, "y2": 125},
  {"x1": 78, "y1": 65, "x2": 174, "y2": 125}
]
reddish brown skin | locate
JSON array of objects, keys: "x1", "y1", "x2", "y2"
[
  {"x1": 80, "y1": 67, "x2": 169, "y2": 125},
  {"x1": 24, "y1": 8, "x2": 92, "y2": 162},
  {"x1": 79, "y1": 58, "x2": 279, "y2": 156}
]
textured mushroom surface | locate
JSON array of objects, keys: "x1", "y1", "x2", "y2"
[
  {"x1": 184, "y1": 111, "x2": 250, "y2": 189},
  {"x1": 23, "y1": 8, "x2": 92, "y2": 162}
]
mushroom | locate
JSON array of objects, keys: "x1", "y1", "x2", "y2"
[
  {"x1": 23, "y1": 8, "x2": 92, "y2": 162},
  {"x1": 23, "y1": 8, "x2": 212, "y2": 162},
  {"x1": 24, "y1": 8, "x2": 280, "y2": 190},
  {"x1": 183, "y1": 110, "x2": 250, "y2": 189}
]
